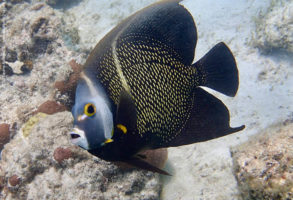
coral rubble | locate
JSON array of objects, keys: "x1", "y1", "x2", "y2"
[{"x1": 232, "y1": 122, "x2": 293, "y2": 200}]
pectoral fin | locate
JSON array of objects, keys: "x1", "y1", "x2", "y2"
[{"x1": 115, "y1": 89, "x2": 137, "y2": 134}]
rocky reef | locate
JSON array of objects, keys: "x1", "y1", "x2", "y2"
[
  {"x1": 0, "y1": 1, "x2": 77, "y2": 127},
  {"x1": 0, "y1": 1, "x2": 163, "y2": 199},
  {"x1": 0, "y1": 112, "x2": 161, "y2": 200},
  {"x1": 251, "y1": 0, "x2": 293, "y2": 54},
  {"x1": 232, "y1": 121, "x2": 293, "y2": 200}
]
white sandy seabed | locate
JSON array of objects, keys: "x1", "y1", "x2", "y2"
[
  {"x1": 68, "y1": 0, "x2": 293, "y2": 199},
  {"x1": 3, "y1": 0, "x2": 292, "y2": 199}
]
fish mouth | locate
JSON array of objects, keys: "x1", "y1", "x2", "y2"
[{"x1": 69, "y1": 128, "x2": 89, "y2": 150}]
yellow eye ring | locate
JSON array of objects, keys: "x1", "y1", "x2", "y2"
[{"x1": 84, "y1": 103, "x2": 96, "y2": 117}]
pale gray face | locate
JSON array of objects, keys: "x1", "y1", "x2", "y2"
[{"x1": 70, "y1": 74, "x2": 113, "y2": 150}]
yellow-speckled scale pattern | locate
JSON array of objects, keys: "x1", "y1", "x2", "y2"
[{"x1": 96, "y1": 35, "x2": 199, "y2": 146}]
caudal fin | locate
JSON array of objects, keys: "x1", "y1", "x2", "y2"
[{"x1": 193, "y1": 42, "x2": 239, "y2": 97}]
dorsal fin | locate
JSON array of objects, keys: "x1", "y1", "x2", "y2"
[
  {"x1": 121, "y1": 1, "x2": 197, "y2": 65},
  {"x1": 86, "y1": 0, "x2": 197, "y2": 67}
]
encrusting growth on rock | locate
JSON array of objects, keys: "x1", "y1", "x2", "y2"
[
  {"x1": 0, "y1": 123, "x2": 10, "y2": 150},
  {"x1": 53, "y1": 147, "x2": 73, "y2": 163},
  {"x1": 54, "y1": 60, "x2": 83, "y2": 94},
  {"x1": 21, "y1": 113, "x2": 47, "y2": 138},
  {"x1": 8, "y1": 175, "x2": 20, "y2": 187},
  {"x1": 37, "y1": 100, "x2": 68, "y2": 115}
]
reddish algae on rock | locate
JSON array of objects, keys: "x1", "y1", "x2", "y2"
[
  {"x1": 0, "y1": 123, "x2": 10, "y2": 150},
  {"x1": 8, "y1": 175, "x2": 20, "y2": 187},
  {"x1": 37, "y1": 100, "x2": 67, "y2": 115},
  {"x1": 53, "y1": 147, "x2": 73, "y2": 163}
]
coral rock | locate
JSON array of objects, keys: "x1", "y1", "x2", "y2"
[
  {"x1": 68, "y1": 59, "x2": 83, "y2": 74},
  {"x1": 6, "y1": 0, "x2": 25, "y2": 4},
  {"x1": 53, "y1": 147, "x2": 72, "y2": 163},
  {"x1": 0, "y1": 112, "x2": 161, "y2": 199},
  {"x1": 5, "y1": 48, "x2": 17, "y2": 63},
  {"x1": 0, "y1": 1, "x2": 75, "y2": 127},
  {"x1": 252, "y1": 1, "x2": 293, "y2": 53},
  {"x1": 18, "y1": 51, "x2": 30, "y2": 62},
  {"x1": 232, "y1": 122, "x2": 293, "y2": 200},
  {"x1": 54, "y1": 60, "x2": 83, "y2": 94},
  {"x1": 37, "y1": 100, "x2": 67, "y2": 115},
  {"x1": 20, "y1": 60, "x2": 33, "y2": 73},
  {"x1": 30, "y1": 3, "x2": 45, "y2": 11},
  {"x1": 0, "y1": 63, "x2": 14, "y2": 76},
  {"x1": 45, "y1": 0, "x2": 82, "y2": 9},
  {"x1": 30, "y1": 17, "x2": 49, "y2": 37},
  {"x1": 0, "y1": 176, "x2": 4, "y2": 190},
  {"x1": 0, "y1": 123, "x2": 10, "y2": 150}
]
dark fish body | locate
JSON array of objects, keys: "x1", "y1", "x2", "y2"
[{"x1": 72, "y1": 0, "x2": 244, "y2": 172}]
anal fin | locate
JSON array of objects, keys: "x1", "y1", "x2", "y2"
[
  {"x1": 167, "y1": 87, "x2": 245, "y2": 147},
  {"x1": 126, "y1": 157, "x2": 171, "y2": 176}
]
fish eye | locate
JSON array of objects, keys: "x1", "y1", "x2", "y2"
[{"x1": 84, "y1": 103, "x2": 96, "y2": 117}]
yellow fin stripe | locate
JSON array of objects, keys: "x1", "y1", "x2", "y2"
[
  {"x1": 104, "y1": 138, "x2": 114, "y2": 144},
  {"x1": 117, "y1": 124, "x2": 127, "y2": 134}
]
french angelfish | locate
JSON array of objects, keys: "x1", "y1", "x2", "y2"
[{"x1": 70, "y1": 0, "x2": 245, "y2": 175}]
